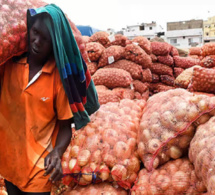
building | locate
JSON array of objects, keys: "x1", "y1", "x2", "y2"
[
  {"x1": 122, "y1": 21, "x2": 164, "y2": 40},
  {"x1": 166, "y1": 20, "x2": 203, "y2": 49},
  {"x1": 204, "y1": 16, "x2": 215, "y2": 43}
]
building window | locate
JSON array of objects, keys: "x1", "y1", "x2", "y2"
[
  {"x1": 183, "y1": 36, "x2": 185, "y2": 39},
  {"x1": 170, "y1": 39, "x2": 177, "y2": 44},
  {"x1": 139, "y1": 25, "x2": 145, "y2": 31},
  {"x1": 188, "y1": 38, "x2": 193, "y2": 44},
  {"x1": 150, "y1": 27, "x2": 153, "y2": 30},
  {"x1": 206, "y1": 32, "x2": 209, "y2": 36}
]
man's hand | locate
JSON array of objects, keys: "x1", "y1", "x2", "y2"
[{"x1": 44, "y1": 148, "x2": 63, "y2": 182}]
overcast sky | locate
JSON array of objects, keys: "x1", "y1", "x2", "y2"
[{"x1": 45, "y1": 0, "x2": 215, "y2": 31}]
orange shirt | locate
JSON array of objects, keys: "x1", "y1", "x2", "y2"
[{"x1": 0, "y1": 57, "x2": 73, "y2": 192}]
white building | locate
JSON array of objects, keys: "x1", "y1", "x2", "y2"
[
  {"x1": 166, "y1": 20, "x2": 203, "y2": 49},
  {"x1": 122, "y1": 22, "x2": 164, "y2": 40}
]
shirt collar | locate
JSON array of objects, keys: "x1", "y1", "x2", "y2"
[{"x1": 17, "y1": 56, "x2": 56, "y2": 74}]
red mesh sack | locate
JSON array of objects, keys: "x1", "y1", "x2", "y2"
[
  {"x1": 174, "y1": 65, "x2": 201, "y2": 89},
  {"x1": 132, "y1": 80, "x2": 148, "y2": 94},
  {"x1": 132, "y1": 36, "x2": 151, "y2": 55},
  {"x1": 103, "y1": 59, "x2": 143, "y2": 80},
  {"x1": 131, "y1": 158, "x2": 207, "y2": 195},
  {"x1": 149, "y1": 83, "x2": 175, "y2": 93},
  {"x1": 92, "y1": 68, "x2": 132, "y2": 89},
  {"x1": 61, "y1": 182, "x2": 127, "y2": 195},
  {"x1": 95, "y1": 86, "x2": 120, "y2": 105},
  {"x1": 0, "y1": 0, "x2": 46, "y2": 66},
  {"x1": 0, "y1": 0, "x2": 89, "y2": 66},
  {"x1": 170, "y1": 46, "x2": 179, "y2": 56},
  {"x1": 157, "y1": 55, "x2": 174, "y2": 66},
  {"x1": 141, "y1": 69, "x2": 152, "y2": 83},
  {"x1": 89, "y1": 31, "x2": 110, "y2": 47},
  {"x1": 201, "y1": 55, "x2": 215, "y2": 68},
  {"x1": 150, "y1": 54, "x2": 157, "y2": 62},
  {"x1": 174, "y1": 67, "x2": 184, "y2": 78},
  {"x1": 137, "y1": 88, "x2": 215, "y2": 171},
  {"x1": 106, "y1": 34, "x2": 128, "y2": 47},
  {"x1": 150, "y1": 63, "x2": 173, "y2": 76},
  {"x1": 174, "y1": 56, "x2": 201, "y2": 69},
  {"x1": 201, "y1": 43, "x2": 215, "y2": 57},
  {"x1": 134, "y1": 92, "x2": 142, "y2": 100},
  {"x1": 86, "y1": 42, "x2": 105, "y2": 62},
  {"x1": 82, "y1": 36, "x2": 90, "y2": 44},
  {"x1": 98, "y1": 46, "x2": 125, "y2": 68},
  {"x1": 189, "y1": 66, "x2": 215, "y2": 93},
  {"x1": 160, "y1": 75, "x2": 175, "y2": 86},
  {"x1": 189, "y1": 55, "x2": 200, "y2": 59},
  {"x1": 112, "y1": 88, "x2": 135, "y2": 100},
  {"x1": 86, "y1": 62, "x2": 97, "y2": 76},
  {"x1": 189, "y1": 114, "x2": 215, "y2": 194},
  {"x1": 61, "y1": 99, "x2": 146, "y2": 189},
  {"x1": 151, "y1": 74, "x2": 160, "y2": 83},
  {"x1": 151, "y1": 42, "x2": 171, "y2": 56},
  {"x1": 189, "y1": 47, "x2": 202, "y2": 56},
  {"x1": 124, "y1": 44, "x2": 152, "y2": 69}
]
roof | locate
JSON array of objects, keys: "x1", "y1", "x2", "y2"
[{"x1": 76, "y1": 25, "x2": 100, "y2": 36}]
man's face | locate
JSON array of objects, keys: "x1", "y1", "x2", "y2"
[{"x1": 29, "y1": 18, "x2": 53, "y2": 62}]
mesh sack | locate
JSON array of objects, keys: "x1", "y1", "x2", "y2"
[
  {"x1": 103, "y1": 59, "x2": 143, "y2": 80},
  {"x1": 160, "y1": 75, "x2": 175, "y2": 86},
  {"x1": 61, "y1": 99, "x2": 146, "y2": 189},
  {"x1": 89, "y1": 31, "x2": 110, "y2": 47},
  {"x1": 201, "y1": 43, "x2": 215, "y2": 57},
  {"x1": 189, "y1": 47, "x2": 202, "y2": 56},
  {"x1": 96, "y1": 87, "x2": 120, "y2": 105},
  {"x1": 150, "y1": 63, "x2": 173, "y2": 76},
  {"x1": 86, "y1": 42, "x2": 105, "y2": 62},
  {"x1": 189, "y1": 55, "x2": 200, "y2": 59},
  {"x1": 0, "y1": 175, "x2": 7, "y2": 195},
  {"x1": 174, "y1": 56, "x2": 201, "y2": 69},
  {"x1": 131, "y1": 158, "x2": 207, "y2": 195},
  {"x1": 174, "y1": 67, "x2": 184, "y2": 78},
  {"x1": 151, "y1": 74, "x2": 160, "y2": 83},
  {"x1": 150, "y1": 54, "x2": 157, "y2": 62},
  {"x1": 189, "y1": 114, "x2": 215, "y2": 194},
  {"x1": 92, "y1": 68, "x2": 132, "y2": 89},
  {"x1": 200, "y1": 55, "x2": 215, "y2": 68},
  {"x1": 106, "y1": 34, "x2": 128, "y2": 47},
  {"x1": 112, "y1": 88, "x2": 135, "y2": 100},
  {"x1": 157, "y1": 55, "x2": 174, "y2": 66},
  {"x1": 137, "y1": 88, "x2": 215, "y2": 171},
  {"x1": 124, "y1": 44, "x2": 152, "y2": 69},
  {"x1": 189, "y1": 66, "x2": 215, "y2": 93},
  {"x1": 141, "y1": 69, "x2": 152, "y2": 83},
  {"x1": 170, "y1": 46, "x2": 179, "y2": 56},
  {"x1": 0, "y1": 0, "x2": 89, "y2": 66},
  {"x1": 0, "y1": 0, "x2": 46, "y2": 66},
  {"x1": 132, "y1": 80, "x2": 148, "y2": 94},
  {"x1": 174, "y1": 65, "x2": 201, "y2": 89},
  {"x1": 151, "y1": 42, "x2": 171, "y2": 56},
  {"x1": 149, "y1": 83, "x2": 175, "y2": 94},
  {"x1": 86, "y1": 62, "x2": 97, "y2": 76},
  {"x1": 132, "y1": 36, "x2": 151, "y2": 55},
  {"x1": 98, "y1": 46, "x2": 125, "y2": 68},
  {"x1": 82, "y1": 36, "x2": 90, "y2": 44}
]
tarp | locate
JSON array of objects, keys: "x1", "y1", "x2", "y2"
[{"x1": 77, "y1": 25, "x2": 100, "y2": 36}]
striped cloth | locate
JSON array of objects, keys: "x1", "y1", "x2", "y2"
[{"x1": 27, "y1": 4, "x2": 100, "y2": 129}]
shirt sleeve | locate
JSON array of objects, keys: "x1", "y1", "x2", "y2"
[{"x1": 55, "y1": 72, "x2": 73, "y2": 120}]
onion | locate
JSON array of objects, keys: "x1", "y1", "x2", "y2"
[
  {"x1": 156, "y1": 175, "x2": 171, "y2": 191},
  {"x1": 70, "y1": 145, "x2": 80, "y2": 158},
  {"x1": 127, "y1": 138, "x2": 136, "y2": 152},
  {"x1": 77, "y1": 150, "x2": 91, "y2": 167},
  {"x1": 102, "y1": 129, "x2": 119, "y2": 146},
  {"x1": 172, "y1": 171, "x2": 189, "y2": 192},
  {"x1": 123, "y1": 156, "x2": 140, "y2": 173},
  {"x1": 113, "y1": 141, "x2": 131, "y2": 159},
  {"x1": 147, "y1": 139, "x2": 161, "y2": 153},
  {"x1": 103, "y1": 154, "x2": 116, "y2": 168},
  {"x1": 99, "y1": 164, "x2": 110, "y2": 181},
  {"x1": 91, "y1": 150, "x2": 102, "y2": 163},
  {"x1": 111, "y1": 165, "x2": 127, "y2": 181},
  {"x1": 169, "y1": 146, "x2": 182, "y2": 159},
  {"x1": 82, "y1": 166, "x2": 93, "y2": 182},
  {"x1": 73, "y1": 134, "x2": 86, "y2": 147}
]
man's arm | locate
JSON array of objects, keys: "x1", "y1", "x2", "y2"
[{"x1": 44, "y1": 118, "x2": 72, "y2": 182}]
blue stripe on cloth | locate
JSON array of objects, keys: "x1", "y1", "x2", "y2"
[
  {"x1": 61, "y1": 67, "x2": 68, "y2": 79},
  {"x1": 65, "y1": 63, "x2": 72, "y2": 75},
  {"x1": 71, "y1": 63, "x2": 78, "y2": 75},
  {"x1": 29, "y1": 9, "x2": 37, "y2": 16}
]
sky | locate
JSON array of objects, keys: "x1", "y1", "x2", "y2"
[{"x1": 45, "y1": 0, "x2": 215, "y2": 32}]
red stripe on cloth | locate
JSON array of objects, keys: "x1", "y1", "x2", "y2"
[
  {"x1": 82, "y1": 96, "x2": 87, "y2": 105},
  {"x1": 85, "y1": 70, "x2": 91, "y2": 88},
  {"x1": 70, "y1": 104, "x2": 78, "y2": 113}
]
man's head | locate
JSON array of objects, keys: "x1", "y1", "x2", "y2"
[{"x1": 29, "y1": 14, "x2": 53, "y2": 64}]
